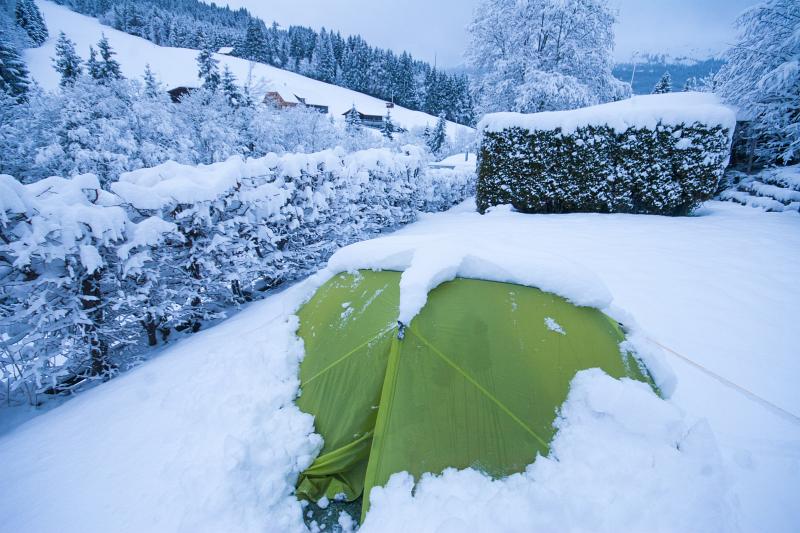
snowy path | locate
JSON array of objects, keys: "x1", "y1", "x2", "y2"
[{"x1": 0, "y1": 200, "x2": 797, "y2": 532}]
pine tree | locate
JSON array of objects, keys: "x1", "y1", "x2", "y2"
[
  {"x1": 53, "y1": 32, "x2": 82, "y2": 87},
  {"x1": 682, "y1": 77, "x2": 699, "y2": 92},
  {"x1": 428, "y1": 112, "x2": 447, "y2": 155},
  {"x1": 220, "y1": 65, "x2": 241, "y2": 106},
  {"x1": 310, "y1": 29, "x2": 336, "y2": 83},
  {"x1": 143, "y1": 63, "x2": 159, "y2": 97},
  {"x1": 87, "y1": 45, "x2": 102, "y2": 80},
  {"x1": 345, "y1": 104, "x2": 362, "y2": 133},
  {"x1": 0, "y1": 36, "x2": 31, "y2": 99},
  {"x1": 381, "y1": 110, "x2": 395, "y2": 140},
  {"x1": 196, "y1": 38, "x2": 220, "y2": 91},
  {"x1": 241, "y1": 19, "x2": 268, "y2": 62},
  {"x1": 15, "y1": 0, "x2": 49, "y2": 47},
  {"x1": 96, "y1": 34, "x2": 122, "y2": 82},
  {"x1": 652, "y1": 72, "x2": 672, "y2": 94}
]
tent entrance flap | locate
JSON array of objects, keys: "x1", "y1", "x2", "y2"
[{"x1": 294, "y1": 270, "x2": 653, "y2": 517}]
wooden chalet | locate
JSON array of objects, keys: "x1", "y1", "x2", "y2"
[
  {"x1": 263, "y1": 91, "x2": 329, "y2": 114},
  {"x1": 342, "y1": 108, "x2": 386, "y2": 129}
]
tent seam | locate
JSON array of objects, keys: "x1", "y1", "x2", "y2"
[
  {"x1": 407, "y1": 327, "x2": 550, "y2": 450},
  {"x1": 302, "y1": 326, "x2": 394, "y2": 387}
]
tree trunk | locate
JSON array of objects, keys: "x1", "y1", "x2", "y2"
[{"x1": 81, "y1": 269, "x2": 108, "y2": 376}]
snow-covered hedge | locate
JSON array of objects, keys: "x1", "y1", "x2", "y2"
[
  {"x1": 0, "y1": 146, "x2": 475, "y2": 402},
  {"x1": 476, "y1": 93, "x2": 736, "y2": 215}
]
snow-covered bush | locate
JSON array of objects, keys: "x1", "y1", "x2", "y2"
[
  {"x1": 476, "y1": 93, "x2": 736, "y2": 215},
  {"x1": 0, "y1": 147, "x2": 474, "y2": 402}
]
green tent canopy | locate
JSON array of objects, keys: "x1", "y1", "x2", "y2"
[{"x1": 295, "y1": 270, "x2": 654, "y2": 520}]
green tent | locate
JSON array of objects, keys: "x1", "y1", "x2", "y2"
[{"x1": 295, "y1": 270, "x2": 653, "y2": 520}]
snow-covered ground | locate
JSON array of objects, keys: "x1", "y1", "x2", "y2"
[
  {"x1": 25, "y1": 0, "x2": 473, "y2": 138},
  {"x1": 0, "y1": 198, "x2": 797, "y2": 532}
]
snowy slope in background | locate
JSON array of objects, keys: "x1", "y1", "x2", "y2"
[
  {"x1": 24, "y1": 1, "x2": 473, "y2": 138},
  {"x1": 1, "y1": 201, "x2": 798, "y2": 532}
]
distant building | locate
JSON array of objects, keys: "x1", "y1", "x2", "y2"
[
  {"x1": 263, "y1": 91, "x2": 329, "y2": 113},
  {"x1": 167, "y1": 86, "x2": 198, "y2": 103},
  {"x1": 342, "y1": 108, "x2": 386, "y2": 129},
  {"x1": 217, "y1": 46, "x2": 234, "y2": 55}
]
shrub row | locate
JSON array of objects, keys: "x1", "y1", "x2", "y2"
[{"x1": 477, "y1": 121, "x2": 733, "y2": 215}]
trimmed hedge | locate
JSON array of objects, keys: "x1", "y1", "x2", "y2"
[{"x1": 477, "y1": 122, "x2": 733, "y2": 215}]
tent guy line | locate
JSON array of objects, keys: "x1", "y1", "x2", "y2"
[{"x1": 647, "y1": 337, "x2": 800, "y2": 426}]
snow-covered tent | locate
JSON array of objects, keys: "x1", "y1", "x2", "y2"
[{"x1": 294, "y1": 270, "x2": 656, "y2": 520}]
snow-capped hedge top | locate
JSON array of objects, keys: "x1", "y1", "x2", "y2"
[
  {"x1": 478, "y1": 92, "x2": 737, "y2": 135},
  {"x1": 112, "y1": 146, "x2": 426, "y2": 210}
]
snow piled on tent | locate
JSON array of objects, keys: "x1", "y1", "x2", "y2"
[
  {"x1": 478, "y1": 92, "x2": 736, "y2": 135},
  {"x1": 362, "y1": 369, "x2": 731, "y2": 533}
]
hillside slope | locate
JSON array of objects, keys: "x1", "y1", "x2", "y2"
[{"x1": 25, "y1": 0, "x2": 473, "y2": 138}]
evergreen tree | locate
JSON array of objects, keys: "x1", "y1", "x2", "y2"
[
  {"x1": 53, "y1": 32, "x2": 82, "y2": 87},
  {"x1": 381, "y1": 110, "x2": 395, "y2": 140},
  {"x1": 143, "y1": 63, "x2": 159, "y2": 97},
  {"x1": 15, "y1": 0, "x2": 49, "y2": 47},
  {"x1": 652, "y1": 72, "x2": 672, "y2": 94},
  {"x1": 428, "y1": 112, "x2": 447, "y2": 155},
  {"x1": 87, "y1": 45, "x2": 102, "y2": 80},
  {"x1": 345, "y1": 104, "x2": 362, "y2": 133},
  {"x1": 0, "y1": 36, "x2": 31, "y2": 99},
  {"x1": 196, "y1": 38, "x2": 220, "y2": 91},
  {"x1": 220, "y1": 65, "x2": 241, "y2": 106},
  {"x1": 96, "y1": 34, "x2": 122, "y2": 82},
  {"x1": 682, "y1": 77, "x2": 699, "y2": 92},
  {"x1": 241, "y1": 19, "x2": 268, "y2": 62},
  {"x1": 310, "y1": 29, "x2": 336, "y2": 83}
]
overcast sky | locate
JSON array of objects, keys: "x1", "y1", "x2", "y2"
[{"x1": 217, "y1": 0, "x2": 756, "y2": 66}]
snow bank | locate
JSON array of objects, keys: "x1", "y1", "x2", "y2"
[
  {"x1": 361, "y1": 369, "x2": 732, "y2": 533},
  {"x1": 478, "y1": 92, "x2": 736, "y2": 135},
  {"x1": 0, "y1": 283, "x2": 323, "y2": 533}
]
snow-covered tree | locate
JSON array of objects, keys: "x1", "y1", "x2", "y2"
[
  {"x1": 96, "y1": 34, "x2": 123, "y2": 82},
  {"x1": 53, "y1": 32, "x2": 82, "y2": 87},
  {"x1": 652, "y1": 72, "x2": 672, "y2": 94},
  {"x1": 196, "y1": 38, "x2": 220, "y2": 91},
  {"x1": 143, "y1": 63, "x2": 159, "y2": 97},
  {"x1": 15, "y1": 0, "x2": 48, "y2": 47},
  {"x1": 428, "y1": 112, "x2": 447, "y2": 155},
  {"x1": 220, "y1": 65, "x2": 241, "y2": 106},
  {"x1": 345, "y1": 105, "x2": 362, "y2": 133},
  {"x1": 381, "y1": 110, "x2": 395, "y2": 140},
  {"x1": 310, "y1": 29, "x2": 336, "y2": 83},
  {"x1": 0, "y1": 36, "x2": 30, "y2": 99},
  {"x1": 715, "y1": 0, "x2": 800, "y2": 165},
  {"x1": 86, "y1": 45, "x2": 102, "y2": 79},
  {"x1": 466, "y1": 0, "x2": 629, "y2": 114}
]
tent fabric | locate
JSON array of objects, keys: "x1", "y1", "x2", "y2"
[{"x1": 295, "y1": 270, "x2": 653, "y2": 519}]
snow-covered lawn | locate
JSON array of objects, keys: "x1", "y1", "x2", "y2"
[{"x1": 0, "y1": 200, "x2": 797, "y2": 532}]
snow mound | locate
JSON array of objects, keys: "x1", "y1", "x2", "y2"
[
  {"x1": 0, "y1": 282, "x2": 323, "y2": 533},
  {"x1": 361, "y1": 369, "x2": 733, "y2": 533},
  {"x1": 478, "y1": 92, "x2": 736, "y2": 135}
]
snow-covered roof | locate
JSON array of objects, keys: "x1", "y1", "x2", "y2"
[
  {"x1": 478, "y1": 92, "x2": 737, "y2": 135},
  {"x1": 217, "y1": 46, "x2": 234, "y2": 55}
]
